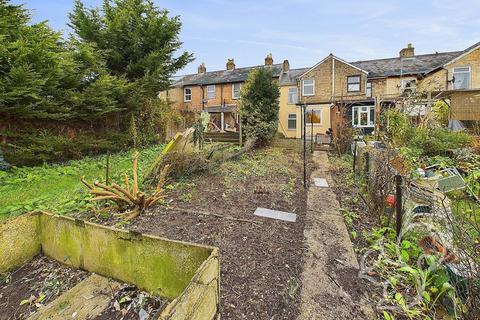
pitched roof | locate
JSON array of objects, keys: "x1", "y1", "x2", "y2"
[
  {"x1": 350, "y1": 51, "x2": 462, "y2": 78},
  {"x1": 279, "y1": 67, "x2": 310, "y2": 86},
  {"x1": 174, "y1": 63, "x2": 284, "y2": 86}
]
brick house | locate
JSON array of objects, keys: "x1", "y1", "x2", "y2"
[
  {"x1": 162, "y1": 41, "x2": 480, "y2": 139},
  {"x1": 160, "y1": 54, "x2": 288, "y2": 132},
  {"x1": 280, "y1": 41, "x2": 480, "y2": 139}
]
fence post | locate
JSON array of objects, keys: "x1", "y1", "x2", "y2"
[
  {"x1": 352, "y1": 139, "x2": 358, "y2": 176},
  {"x1": 395, "y1": 175, "x2": 403, "y2": 238},
  {"x1": 105, "y1": 152, "x2": 110, "y2": 185},
  {"x1": 303, "y1": 104, "x2": 307, "y2": 189},
  {"x1": 364, "y1": 151, "x2": 370, "y2": 177}
]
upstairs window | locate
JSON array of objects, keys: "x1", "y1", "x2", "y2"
[
  {"x1": 347, "y1": 75, "x2": 361, "y2": 92},
  {"x1": 288, "y1": 114, "x2": 297, "y2": 130},
  {"x1": 302, "y1": 79, "x2": 315, "y2": 96},
  {"x1": 352, "y1": 105, "x2": 375, "y2": 127},
  {"x1": 206, "y1": 85, "x2": 216, "y2": 99},
  {"x1": 232, "y1": 83, "x2": 241, "y2": 99},
  {"x1": 306, "y1": 109, "x2": 322, "y2": 124},
  {"x1": 288, "y1": 87, "x2": 298, "y2": 104},
  {"x1": 184, "y1": 87, "x2": 192, "y2": 102},
  {"x1": 453, "y1": 67, "x2": 471, "y2": 89},
  {"x1": 366, "y1": 81, "x2": 372, "y2": 98}
]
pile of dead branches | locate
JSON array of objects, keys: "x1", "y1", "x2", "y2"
[{"x1": 81, "y1": 152, "x2": 169, "y2": 220}]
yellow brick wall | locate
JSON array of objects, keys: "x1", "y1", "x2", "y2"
[
  {"x1": 419, "y1": 69, "x2": 447, "y2": 92},
  {"x1": 299, "y1": 56, "x2": 369, "y2": 103},
  {"x1": 446, "y1": 47, "x2": 480, "y2": 90},
  {"x1": 278, "y1": 86, "x2": 298, "y2": 138}
]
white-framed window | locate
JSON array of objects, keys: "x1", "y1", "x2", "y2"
[
  {"x1": 288, "y1": 87, "x2": 298, "y2": 104},
  {"x1": 306, "y1": 109, "x2": 322, "y2": 125},
  {"x1": 347, "y1": 75, "x2": 361, "y2": 92},
  {"x1": 232, "y1": 83, "x2": 241, "y2": 99},
  {"x1": 302, "y1": 79, "x2": 315, "y2": 96},
  {"x1": 453, "y1": 66, "x2": 471, "y2": 90},
  {"x1": 206, "y1": 85, "x2": 215, "y2": 99},
  {"x1": 352, "y1": 105, "x2": 375, "y2": 127},
  {"x1": 184, "y1": 87, "x2": 192, "y2": 102},
  {"x1": 366, "y1": 81, "x2": 372, "y2": 98},
  {"x1": 288, "y1": 113, "x2": 297, "y2": 130}
]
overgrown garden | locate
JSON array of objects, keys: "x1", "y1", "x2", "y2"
[{"x1": 330, "y1": 104, "x2": 480, "y2": 320}]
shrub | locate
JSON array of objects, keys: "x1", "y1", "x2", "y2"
[{"x1": 239, "y1": 68, "x2": 280, "y2": 146}]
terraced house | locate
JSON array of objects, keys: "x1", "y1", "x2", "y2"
[{"x1": 161, "y1": 41, "x2": 480, "y2": 140}]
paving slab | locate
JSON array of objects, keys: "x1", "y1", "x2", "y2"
[
  {"x1": 254, "y1": 207, "x2": 297, "y2": 222},
  {"x1": 313, "y1": 177, "x2": 329, "y2": 187}
]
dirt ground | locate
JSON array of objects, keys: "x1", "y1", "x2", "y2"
[
  {"x1": 0, "y1": 255, "x2": 88, "y2": 320},
  {"x1": 118, "y1": 147, "x2": 311, "y2": 319},
  {"x1": 328, "y1": 155, "x2": 384, "y2": 313}
]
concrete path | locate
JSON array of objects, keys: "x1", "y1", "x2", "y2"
[{"x1": 298, "y1": 151, "x2": 374, "y2": 320}]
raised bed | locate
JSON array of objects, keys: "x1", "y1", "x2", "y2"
[{"x1": 0, "y1": 212, "x2": 220, "y2": 319}]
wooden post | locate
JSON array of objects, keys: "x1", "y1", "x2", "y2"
[
  {"x1": 310, "y1": 116, "x2": 314, "y2": 153},
  {"x1": 239, "y1": 116, "x2": 243, "y2": 147},
  {"x1": 364, "y1": 151, "x2": 370, "y2": 177},
  {"x1": 303, "y1": 104, "x2": 307, "y2": 189},
  {"x1": 105, "y1": 152, "x2": 110, "y2": 185},
  {"x1": 395, "y1": 175, "x2": 403, "y2": 238}
]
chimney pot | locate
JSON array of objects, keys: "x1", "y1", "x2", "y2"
[
  {"x1": 282, "y1": 59, "x2": 290, "y2": 72},
  {"x1": 226, "y1": 58, "x2": 235, "y2": 70},
  {"x1": 400, "y1": 43, "x2": 415, "y2": 58},
  {"x1": 198, "y1": 62, "x2": 206, "y2": 74},
  {"x1": 265, "y1": 53, "x2": 273, "y2": 66}
]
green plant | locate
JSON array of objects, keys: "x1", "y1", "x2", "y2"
[{"x1": 239, "y1": 68, "x2": 280, "y2": 146}]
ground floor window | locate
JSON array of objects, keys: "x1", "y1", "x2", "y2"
[
  {"x1": 288, "y1": 113, "x2": 296, "y2": 130},
  {"x1": 352, "y1": 105, "x2": 374, "y2": 127},
  {"x1": 306, "y1": 109, "x2": 322, "y2": 124}
]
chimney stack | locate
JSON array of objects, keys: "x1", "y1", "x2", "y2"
[
  {"x1": 226, "y1": 58, "x2": 235, "y2": 70},
  {"x1": 265, "y1": 53, "x2": 273, "y2": 66},
  {"x1": 198, "y1": 62, "x2": 206, "y2": 74},
  {"x1": 282, "y1": 59, "x2": 290, "y2": 72},
  {"x1": 400, "y1": 43, "x2": 415, "y2": 58}
]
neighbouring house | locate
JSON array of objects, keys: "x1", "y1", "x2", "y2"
[
  {"x1": 159, "y1": 54, "x2": 287, "y2": 133},
  {"x1": 161, "y1": 41, "x2": 480, "y2": 140}
]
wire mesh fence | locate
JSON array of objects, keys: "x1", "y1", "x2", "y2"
[{"x1": 353, "y1": 142, "x2": 480, "y2": 318}]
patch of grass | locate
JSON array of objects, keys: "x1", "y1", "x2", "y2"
[
  {"x1": 217, "y1": 147, "x2": 300, "y2": 190},
  {"x1": 0, "y1": 144, "x2": 164, "y2": 220}
]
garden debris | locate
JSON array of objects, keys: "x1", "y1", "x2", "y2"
[
  {"x1": 254, "y1": 207, "x2": 297, "y2": 222},
  {"x1": 254, "y1": 185, "x2": 270, "y2": 194},
  {"x1": 0, "y1": 255, "x2": 88, "y2": 320},
  {"x1": 93, "y1": 282, "x2": 168, "y2": 320},
  {"x1": 81, "y1": 151, "x2": 169, "y2": 220}
]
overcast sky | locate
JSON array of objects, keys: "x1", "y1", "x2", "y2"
[{"x1": 13, "y1": 0, "x2": 480, "y2": 75}]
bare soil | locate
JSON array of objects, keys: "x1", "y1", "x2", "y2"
[
  {"x1": 328, "y1": 155, "x2": 384, "y2": 313},
  {"x1": 0, "y1": 255, "x2": 88, "y2": 320},
  {"x1": 103, "y1": 147, "x2": 312, "y2": 319}
]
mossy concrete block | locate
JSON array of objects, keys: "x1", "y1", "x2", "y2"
[
  {"x1": 160, "y1": 252, "x2": 219, "y2": 320},
  {"x1": 3, "y1": 213, "x2": 220, "y2": 319},
  {"x1": 39, "y1": 213, "x2": 215, "y2": 300},
  {"x1": 0, "y1": 213, "x2": 41, "y2": 273}
]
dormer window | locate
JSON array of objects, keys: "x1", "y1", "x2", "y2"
[
  {"x1": 302, "y1": 79, "x2": 315, "y2": 96},
  {"x1": 184, "y1": 87, "x2": 192, "y2": 102},
  {"x1": 347, "y1": 76, "x2": 361, "y2": 92},
  {"x1": 453, "y1": 67, "x2": 471, "y2": 89}
]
